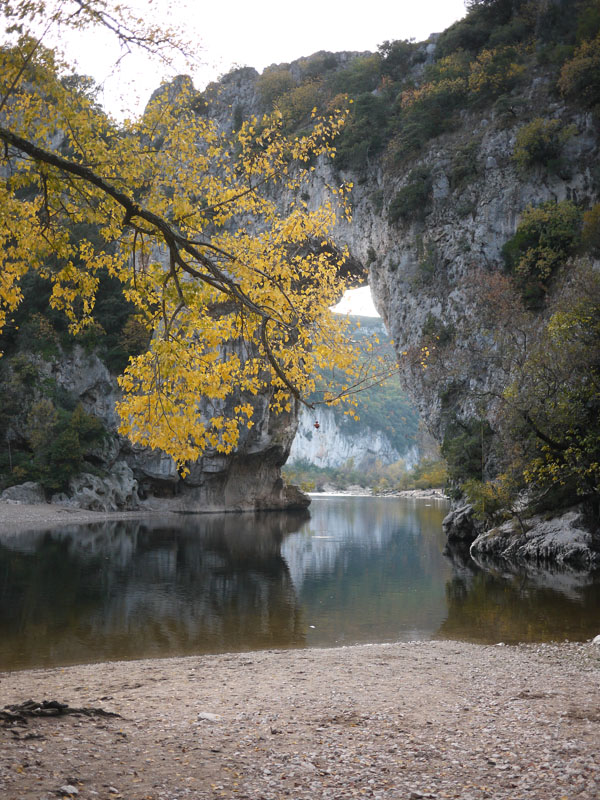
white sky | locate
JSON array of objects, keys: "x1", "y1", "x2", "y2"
[
  {"x1": 331, "y1": 286, "x2": 380, "y2": 317},
  {"x1": 63, "y1": 0, "x2": 467, "y2": 118},
  {"x1": 54, "y1": 0, "x2": 467, "y2": 315}
]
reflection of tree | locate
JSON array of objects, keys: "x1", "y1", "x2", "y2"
[
  {"x1": 0, "y1": 511, "x2": 308, "y2": 670},
  {"x1": 439, "y1": 546, "x2": 600, "y2": 644}
]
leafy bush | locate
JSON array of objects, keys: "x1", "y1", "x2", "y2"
[
  {"x1": 402, "y1": 458, "x2": 448, "y2": 490},
  {"x1": 558, "y1": 32, "x2": 600, "y2": 107},
  {"x1": 462, "y1": 476, "x2": 514, "y2": 525},
  {"x1": 499, "y1": 265, "x2": 600, "y2": 519},
  {"x1": 296, "y1": 52, "x2": 339, "y2": 81},
  {"x1": 388, "y1": 78, "x2": 467, "y2": 161},
  {"x1": 389, "y1": 168, "x2": 433, "y2": 224},
  {"x1": 502, "y1": 201, "x2": 582, "y2": 307},
  {"x1": 335, "y1": 93, "x2": 389, "y2": 171},
  {"x1": 442, "y1": 417, "x2": 493, "y2": 484},
  {"x1": 512, "y1": 118, "x2": 577, "y2": 171},
  {"x1": 1, "y1": 398, "x2": 106, "y2": 493},
  {"x1": 467, "y1": 46, "x2": 526, "y2": 101},
  {"x1": 576, "y1": 0, "x2": 600, "y2": 42},
  {"x1": 436, "y1": 5, "x2": 498, "y2": 57},
  {"x1": 275, "y1": 81, "x2": 323, "y2": 129},
  {"x1": 326, "y1": 55, "x2": 381, "y2": 96},
  {"x1": 378, "y1": 39, "x2": 417, "y2": 81},
  {"x1": 256, "y1": 66, "x2": 296, "y2": 108},
  {"x1": 582, "y1": 202, "x2": 600, "y2": 254}
]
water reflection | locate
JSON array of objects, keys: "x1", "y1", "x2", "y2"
[
  {"x1": 0, "y1": 512, "x2": 309, "y2": 670},
  {"x1": 282, "y1": 496, "x2": 453, "y2": 646},
  {"x1": 1, "y1": 497, "x2": 599, "y2": 671},
  {"x1": 440, "y1": 543, "x2": 600, "y2": 644}
]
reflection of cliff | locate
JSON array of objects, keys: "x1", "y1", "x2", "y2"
[
  {"x1": 0, "y1": 512, "x2": 308, "y2": 670},
  {"x1": 282, "y1": 497, "x2": 411, "y2": 590},
  {"x1": 284, "y1": 497, "x2": 453, "y2": 647},
  {"x1": 438, "y1": 546, "x2": 600, "y2": 644},
  {"x1": 281, "y1": 497, "x2": 447, "y2": 591}
]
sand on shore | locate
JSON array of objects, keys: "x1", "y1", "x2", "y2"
[
  {"x1": 0, "y1": 500, "x2": 179, "y2": 536},
  {"x1": 1, "y1": 640, "x2": 599, "y2": 800}
]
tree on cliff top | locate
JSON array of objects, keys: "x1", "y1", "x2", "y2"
[{"x1": 0, "y1": 1, "x2": 378, "y2": 471}]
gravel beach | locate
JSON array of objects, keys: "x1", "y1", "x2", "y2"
[{"x1": 2, "y1": 639, "x2": 599, "y2": 800}]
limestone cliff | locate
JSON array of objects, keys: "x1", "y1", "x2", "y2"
[
  {"x1": 198, "y1": 5, "x2": 599, "y2": 526},
  {"x1": 0, "y1": 343, "x2": 306, "y2": 513},
  {"x1": 288, "y1": 405, "x2": 419, "y2": 470}
]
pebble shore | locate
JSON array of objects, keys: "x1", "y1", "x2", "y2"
[{"x1": 1, "y1": 640, "x2": 599, "y2": 800}]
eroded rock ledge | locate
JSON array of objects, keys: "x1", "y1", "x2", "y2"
[{"x1": 470, "y1": 507, "x2": 600, "y2": 570}]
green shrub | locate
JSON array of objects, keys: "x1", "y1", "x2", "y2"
[
  {"x1": 326, "y1": 54, "x2": 381, "y2": 96},
  {"x1": 378, "y1": 39, "x2": 417, "y2": 81},
  {"x1": 297, "y1": 52, "x2": 338, "y2": 81},
  {"x1": 582, "y1": 203, "x2": 600, "y2": 254},
  {"x1": 335, "y1": 93, "x2": 389, "y2": 171},
  {"x1": 502, "y1": 200, "x2": 582, "y2": 307},
  {"x1": 435, "y1": 7, "x2": 496, "y2": 57},
  {"x1": 442, "y1": 417, "x2": 493, "y2": 484},
  {"x1": 467, "y1": 46, "x2": 526, "y2": 101},
  {"x1": 389, "y1": 168, "x2": 433, "y2": 224},
  {"x1": 256, "y1": 66, "x2": 296, "y2": 108},
  {"x1": 512, "y1": 118, "x2": 577, "y2": 171},
  {"x1": 558, "y1": 32, "x2": 600, "y2": 107},
  {"x1": 275, "y1": 81, "x2": 323, "y2": 129},
  {"x1": 577, "y1": 0, "x2": 600, "y2": 42},
  {"x1": 388, "y1": 78, "x2": 466, "y2": 161},
  {"x1": 463, "y1": 477, "x2": 513, "y2": 525}
]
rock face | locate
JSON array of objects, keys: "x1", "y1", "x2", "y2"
[
  {"x1": 7, "y1": 344, "x2": 306, "y2": 513},
  {"x1": 52, "y1": 461, "x2": 139, "y2": 512},
  {"x1": 442, "y1": 504, "x2": 480, "y2": 545},
  {"x1": 0, "y1": 482, "x2": 46, "y2": 505},
  {"x1": 203, "y1": 56, "x2": 599, "y2": 451},
  {"x1": 288, "y1": 406, "x2": 418, "y2": 470},
  {"x1": 470, "y1": 508, "x2": 600, "y2": 569}
]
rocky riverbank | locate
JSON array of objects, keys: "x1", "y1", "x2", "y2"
[
  {"x1": 1, "y1": 640, "x2": 599, "y2": 800},
  {"x1": 443, "y1": 503, "x2": 600, "y2": 570}
]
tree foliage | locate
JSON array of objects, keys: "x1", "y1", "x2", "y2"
[
  {"x1": 558, "y1": 31, "x2": 600, "y2": 107},
  {"x1": 512, "y1": 117, "x2": 577, "y2": 172},
  {"x1": 0, "y1": 1, "x2": 380, "y2": 471},
  {"x1": 501, "y1": 201, "x2": 582, "y2": 307},
  {"x1": 500, "y1": 266, "x2": 600, "y2": 513}
]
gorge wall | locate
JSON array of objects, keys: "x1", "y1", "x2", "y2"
[
  {"x1": 288, "y1": 405, "x2": 418, "y2": 470},
  {"x1": 200, "y1": 1, "x2": 600, "y2": 525}
]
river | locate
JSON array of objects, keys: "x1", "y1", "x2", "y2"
[{"x1": 1, "y1": 495, "x2": 598, "y2": 670}]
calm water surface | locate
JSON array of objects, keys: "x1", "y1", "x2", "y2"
[{"x1": 1, "y1": 496, "x2": 599, "y2": 670}]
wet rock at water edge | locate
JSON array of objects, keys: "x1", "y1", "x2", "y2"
[
  {"x1": 443, "y1": 504, "x2": 479, "y2": 544},
  {"x1": 470, "y1": 508, "x2": 600, "y2": 568}
]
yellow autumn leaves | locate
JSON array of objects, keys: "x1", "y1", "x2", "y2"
[{"x1": 0, "y1": 27, "x2": 381, "y2": 471}]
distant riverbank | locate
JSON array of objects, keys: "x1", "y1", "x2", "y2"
[
  {"x1": 0, "y1": 491, "x2": 448, "y2": 536},
  {"x1": 309, "y1": 487, "x2": 447, "y2": 500}
]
